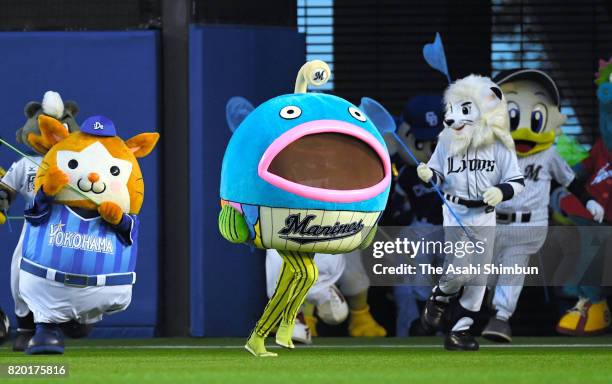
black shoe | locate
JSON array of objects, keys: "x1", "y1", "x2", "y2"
[
  {"x1": 421, "y1": 286, "x2": 454, "y2": 333},
  {"x1": 445, "y1": 330, "x2": 479, "y2": 351},
  {"x1": 13, "y1": 313, "x2": 35, "y2": 352},
  {"x1": 482, "y1": 317, "x2": 512, "y2": 343},
  {"x1": 0, "y1": 309, "x2": 9, "y2": 345},
  {"x1": 60, "y1": 320, "x2": 92, "y2": 339},
  {"x1": 13, "y1": 330, "x2": 35, "y2": 352},
  {"x1": 410, "y1": 318, "x2": 436, "y2": 336},
  {"x1": 26, "y1": 324, "x2": 65, "y2": 355}
]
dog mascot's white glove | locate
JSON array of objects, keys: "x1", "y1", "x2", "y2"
[
  {"x1": 483, "y1": 187, "x2": 503, "y2": 207},
  {"x1": 417, "y1": 163, "x2": 433, "y2": 183},
  {"x1": 586, "y1": 200, "x2": 604, "y2": 223}
]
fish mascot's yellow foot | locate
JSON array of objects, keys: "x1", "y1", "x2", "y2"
[
  {"x1": 348, "y1": 306, "x2": 387, "y2": 337},
  {"x1": 245, "y1": 333, "x2": 277, "y2": 357},
  {"x1": 556, "y1": 298, "x2": 611, "y2": 336},
  {"x1": 275, "y1": 321, "x2": 295, "y2": 349}
]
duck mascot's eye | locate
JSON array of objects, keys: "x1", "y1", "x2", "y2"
[
  {"x1": 348, "y1": 106, "x2": 367, "y2": 122},
  {"x1": 507, "y1": 101, "x2": 520, "y2": 131},
  {"x1": 530, "y1": 104, "x2": 547, "y2": 133},
  {"x1": 279, "y1": 106, "x2": 302, "y2": 119}
]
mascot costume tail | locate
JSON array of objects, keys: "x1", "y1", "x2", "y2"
[{"x1": 219, "y1": 60, "x2": 392, "y2": 357}]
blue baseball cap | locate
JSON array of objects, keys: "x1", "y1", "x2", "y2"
[
  {"x1": 401, "y1": 95, "x2": 444, "y2": 140},
  {"x1": 80, "y1": 115, "x2": 116, "y2": 137}
]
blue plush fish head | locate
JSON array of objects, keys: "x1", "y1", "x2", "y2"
[{"x1": 220, "y1": 92, "x2": 392, "y2": 212}]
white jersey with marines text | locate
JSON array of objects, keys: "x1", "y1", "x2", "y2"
[{"x1": 496, "y1": 147, "x2": 574, "y2": 223}]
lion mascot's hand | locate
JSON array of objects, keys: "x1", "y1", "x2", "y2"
[
  {"x1": 98, "y1": 201, "x2": 124, "y2": 225},
  {"x1": 483, "y1": 186, "x2": 503, "y2": 207},
  {"x1": 417, "y1": 163, "x2": 433, "y2": 183},
  {"x1": 41, "y1": 165, "x2": 69, "y2": 196}
]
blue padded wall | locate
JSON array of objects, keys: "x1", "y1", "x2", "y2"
[
  {"x1": 189, "y1": 25, "x2": 305, "y2": 336},
  {"x1": 0, "y1": 31, "x2": 160, "y2": 337}
]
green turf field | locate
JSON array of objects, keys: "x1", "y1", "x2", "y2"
[{"x1": 1, "y1": 337, "x2": 611, "y2": 384}]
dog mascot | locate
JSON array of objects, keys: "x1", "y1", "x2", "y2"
[
  {"x1": 0, "y1": 91, "x2": 80, "y2": 351},
  {"x1": 480, "y1": 69, "x2": 604, "y2": 342},
  {"x1": 17, "y1": 115, "x2": 158, "y2": 354},
  {"x1": 417, "y1": 75, "x2": 524, "y2": 351},
  {"x1": 219, "y1": 60, "x2": 391, "y2": 356}
]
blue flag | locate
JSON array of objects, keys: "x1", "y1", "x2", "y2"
[{"x1": 423, "y1": 33, "x2": 451, "y2": 83}]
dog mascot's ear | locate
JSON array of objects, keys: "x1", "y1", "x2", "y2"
[
  {"x1": 226, "y1": 97, "x2": 254, "y2": 133},
  {"x1": 64, "y1": 100, "x2": 79, "y2": 117}
]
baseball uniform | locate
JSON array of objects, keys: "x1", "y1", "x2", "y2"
[
  {"x1": 19, "y1": 189, "x2": 137, "y2": 324},
  {"x1": 1, "y1": 156, "x2": 41, "y2": 317},
  {"x1": 491, "y1": 147, "x2": 575, "y2": 320},
  {"x1": 428, "y1": 139, "x2": 523, "y2": 331},
  {"x1": 580, "y1": 139, "x2": 612, "y2": 222}
]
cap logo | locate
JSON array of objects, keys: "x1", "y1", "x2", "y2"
[
  {"x1": 93, "y1": 121, "x2": 104, "y2": 130},
  {"x1": 425, "y1": 111, "x2": 438, "y2": 127}
]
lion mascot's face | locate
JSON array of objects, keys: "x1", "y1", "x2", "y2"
[
  {"x1": 440, "y1": 74, "x2": 514, "y2": 155},
  {"x1": 443, "y1": 99, "x2": 481, "y2": 140}
]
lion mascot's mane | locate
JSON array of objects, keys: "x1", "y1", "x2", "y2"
[{"x1": 439, "y1": 74, "x2": 514, "y2": 155}]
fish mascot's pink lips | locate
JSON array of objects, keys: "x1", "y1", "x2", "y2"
[{"x1": 258, "y1": 119, "x2": 391, "y2": 203}]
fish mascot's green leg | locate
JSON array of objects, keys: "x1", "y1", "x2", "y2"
[
  {"x1": 218, "y1": 205, "x2": 319, "y2": 357},
  {"x1": 245, "y1": 250, "x2": 319, "y2": 357},
  {"x1": 272, "y1": 251, "x2": 319, "y2": 349},
  {"x1": 267, "y1": 224, "x2": 373, "y2": 348},
  {"x1": 249, "y1": 250, "x2": 318, "y2": 354}
]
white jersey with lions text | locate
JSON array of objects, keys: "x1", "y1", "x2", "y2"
[{"x1": 428, "y1": 141, "x2": 522, "y2": 203}]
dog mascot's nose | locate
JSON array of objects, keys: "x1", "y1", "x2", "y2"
[
  {"x1": 444, "y1": 119, "x2": 455, "y2": 126},
  {"x1": 88, "y1": 172, "x2": 100, "y2": 183}
]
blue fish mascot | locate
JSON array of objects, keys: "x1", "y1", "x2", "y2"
[{"x1": 219, "y1": 60, "x2": 392, "y2": 356}]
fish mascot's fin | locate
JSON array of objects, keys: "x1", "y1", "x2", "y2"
[{"x1": 226, "y1": 97, "x2": 255, "y2": 133}]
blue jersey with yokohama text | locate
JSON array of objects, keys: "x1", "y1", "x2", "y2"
[{"x1": 22, "y1": 204, "x2": 139, "y2": 275}]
